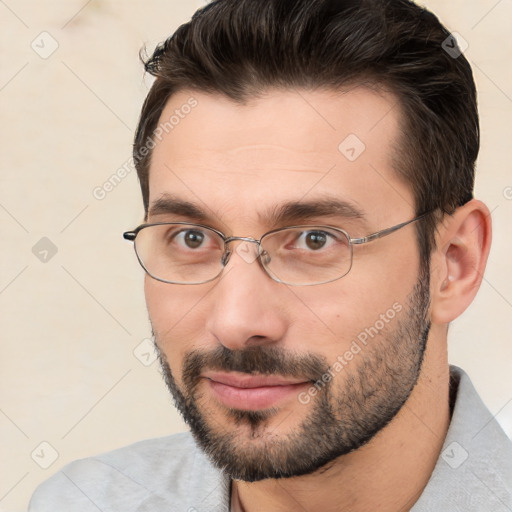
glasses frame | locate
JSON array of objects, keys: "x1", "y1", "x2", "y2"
[{"x1": 123, "y1": 213, "x2": 429, "y2": 286}]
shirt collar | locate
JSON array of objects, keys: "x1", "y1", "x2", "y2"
[{"x1": 411, "y1": 365, "x2": 512, "y2": 510}]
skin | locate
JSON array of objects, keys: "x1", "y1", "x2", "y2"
[{"x1": 144, "y1": 87, "x2": 492, "y2": 511}]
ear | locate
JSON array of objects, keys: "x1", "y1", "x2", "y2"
[{"x1": 430, "y1": 199, "x2": 492, "y2": 324}]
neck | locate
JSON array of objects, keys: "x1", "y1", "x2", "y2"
[{"x1": 231, "y1": 337, "x2": 451, "y2": 512}]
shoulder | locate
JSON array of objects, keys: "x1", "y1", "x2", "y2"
[
  {"x1": 29, "y1": 432, "x2": 224, "y2": 511},
  {"x1": 412, "y1": 366, "x2": 512, "y2": 511}
]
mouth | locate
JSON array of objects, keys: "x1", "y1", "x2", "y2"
[{"x1": 201, "y1": 371, "x2": 311, "y2": 410}]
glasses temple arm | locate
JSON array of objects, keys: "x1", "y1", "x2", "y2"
[{"x1": 349, "y1": 214, "x2": 428, "y2": 245}]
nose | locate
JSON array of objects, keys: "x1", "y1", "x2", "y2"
[{"x1": 205, "y1": 241, "x2": 288, "y2": 351}]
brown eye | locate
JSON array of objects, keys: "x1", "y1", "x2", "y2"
[
  {"x1": 304, "y1": 232, "x2": 327, "y2": 250},
  {"x1": 182, "y1": 230, "x2": 205, "y2": 248}
]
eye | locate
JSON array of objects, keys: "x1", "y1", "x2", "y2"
[
  {"x1": 295, "y1": 230, "x2": 333, "y2": 251},
  {"x1": 173, "y1": 229, "x2": 207, "y2": 249}
]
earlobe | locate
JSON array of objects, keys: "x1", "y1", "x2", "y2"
[{"x1": 430, "y1": 200, "x2": 492, "y2": 325}]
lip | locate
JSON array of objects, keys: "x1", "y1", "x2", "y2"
[{"x1": 202, "y1": 371, "x2": 311, "y2": 410}]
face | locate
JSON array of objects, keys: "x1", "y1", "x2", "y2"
[{"x1": 144, "y1": 87, "x2": 431, "y2": 481}]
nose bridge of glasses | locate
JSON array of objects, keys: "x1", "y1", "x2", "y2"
[
  {"x1": 222, "y1": 236, "x2": 261, "y2": 266},
  {"x1": 224, "y1": 236, "x2": 260, "y2": 245}
]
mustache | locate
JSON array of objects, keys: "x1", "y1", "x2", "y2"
[{"x1": 175, "y1": 345, "x2": 330, "y2": 391}]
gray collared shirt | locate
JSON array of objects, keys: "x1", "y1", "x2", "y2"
[{"x1": 29, "y1": 366, "x2": 512, "y2": 511}]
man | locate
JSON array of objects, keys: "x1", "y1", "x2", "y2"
[{"x1": 30, "y1": 0, "x2": 512, "y2": 510}]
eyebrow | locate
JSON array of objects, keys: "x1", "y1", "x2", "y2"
[
  {"x1": 147, "y1": 193, "x2": 366, "y2": 227},
  {"x1": 148, "y1": 194, "x2": 210, "y2": 221},
  {"x1": 264, "y1": 198, "x2": 366, "y2": 227}
]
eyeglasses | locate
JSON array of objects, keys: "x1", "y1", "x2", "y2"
[{"x1": 123, "y1": 214, "x2": 427, "y2": 286}]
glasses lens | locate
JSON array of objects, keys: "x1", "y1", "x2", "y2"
[
  {"x1": 260, "y1": 226, "x2": 352, "y2": 285},
  {"x1": 134, "y1": 224, "x2": 224, "y2": 284}
]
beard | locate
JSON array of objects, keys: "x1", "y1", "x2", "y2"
[{"x1": 153, "y1": 266, "x2": 431, "y2": 482}]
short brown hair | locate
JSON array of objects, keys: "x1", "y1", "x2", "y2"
[{"x1": 133, "y1": 0, "x2": 478, "y2": 262}]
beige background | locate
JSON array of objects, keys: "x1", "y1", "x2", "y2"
[{"x1": 0, "y1": 1, "x2": 511, "y2": 510}]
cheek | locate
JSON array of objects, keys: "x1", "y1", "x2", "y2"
[
  {"x1": 287, "y1": 252, "x2": 418, "y2": 353},
  {"x1": 144, "y1": 277, "x2": 211, "y2": 360}
]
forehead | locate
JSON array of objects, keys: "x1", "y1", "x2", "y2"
[{"x1": 147, "y1": 87, "x2": 414, "y2": 228}]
